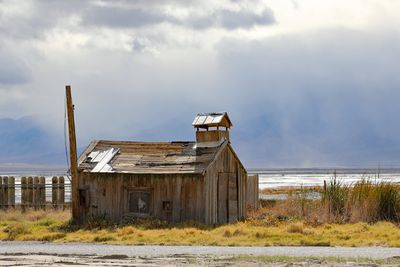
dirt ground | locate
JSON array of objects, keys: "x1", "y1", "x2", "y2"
[{"x1": 0, "y1": 254, "x2": 399, "y2": 267}]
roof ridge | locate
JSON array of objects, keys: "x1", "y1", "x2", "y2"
[{"x1": 98, "y1": 140, "x2": 195, "y2": 144}]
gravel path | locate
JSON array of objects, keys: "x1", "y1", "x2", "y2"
[{"x1": 1, "y1": 241, "x2": 399, "y2": 259}]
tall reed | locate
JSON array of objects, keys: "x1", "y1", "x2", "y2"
[
  {"x1": 322, "y1": 178, "x2": 400, "y2": 223},
  {"x1": 375, "y1": 182, "x2": 399, "y2": 221},
  {"x1": 321, "y1": 178, "x2": 349, "y2": 222}
]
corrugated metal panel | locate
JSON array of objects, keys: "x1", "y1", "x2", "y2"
[
  {"x1": 212, "y1": 115, "x2": 224, "y2": 123},
  {"x1": 192, "y1": 117, "x2": 199, "y2": 125},
  {"x1": 204, "y1": 116, "x2": 214, "y2": 124},
  {"x1": 192, "y1": 112, "x2": 232, "y2": 128},
  {"x1": 195, "y1": 115, "x2": 207, "y2": 125},
  {"x1": 91, "y1": 148, "x2": 120, "y2": 173}
]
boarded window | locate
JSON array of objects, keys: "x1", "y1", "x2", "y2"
[{"x1": 128, "y1": 190, "x2": 151, "y2": 214}]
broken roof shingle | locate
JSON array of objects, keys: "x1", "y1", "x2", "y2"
[{"x1": 78, "y1": 140, "x2": 226, "y2": 174}]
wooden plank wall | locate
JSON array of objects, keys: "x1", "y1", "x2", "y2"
[
  {"x1": 77, "y1": 144, "x2": 249, "y2": 225},
  {"x1": 238, "y1": 166, "x2": 247, "y2": 219},
  {"x1": 77, "y1": 172, "x2": 204, "y2": 223},
  {"x1": 217, "y1": 174, "x2": 228, "y2": 223},
  {"x1": 246, "y1": 174, "x2": 259, "y2": 210},
  {"x1": 204, "y1": 145, "x2": 247, "y2": 224}
]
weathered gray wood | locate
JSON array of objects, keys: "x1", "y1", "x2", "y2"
[
  {"x1": 0, "y1": 177, "x2": 3, "y2": 209},
  {"x1": 2, "y1": 177, "x2": 8, "y2": 208},
  {"x1": 217, "y1": 173, "x2": 228, "y2": 223},
  {"x1": 58, "y1": 176, "x2": 65, "y2": 209},
  {"x1": 27, "y1": 177, "x2": 33, "y2": 208},
  {"x1": 203, "y1": 143, "x2": 247, "y2": 224},
  {"x1": 8, "y1": 176, "x2": 15, "y2": 208},
  {"x1": 39, "y1": 177, "x2": 46, "y2": 209},
  {"x1": 246, "y1": 175, "x2": 259, "y2": 210},
  {"x1": 172, "y1": 177, "x2": 182, "y2": 222},
  {"x1": 75, "y1": 140, "x2": 247, "y2": 225},
  {"x1": 52, "y1": 176, "x2": 58, "y2": 209},
  {"x1": 33, "y1": 177, "x2": 39, "y2": 210},
  {"x1": 66, "y1": 85, "x2": 79, "y2": 219},
  {"x1": 21, "y1": 177, "x2": 27, "y2": 212},
  {"x1": 228, "y1": 174, "x2": 238, "y2": 223}
]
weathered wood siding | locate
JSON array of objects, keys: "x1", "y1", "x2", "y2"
[
  {"x1": 77, "y1": 172, "x2": 204, "y2": 223},
  {"x1": 246, "y1": 174, "x2": 259, "y2": 210},
  {"x1": 203, "y1": 144, "x2": 247, "y2": 224}
]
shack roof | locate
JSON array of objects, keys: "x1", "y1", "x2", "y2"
[
  {"x1": 78, "y1": 140, "x2": 227, "y2": 174},
  {"x1": 192, "y1": 112, "x2": 232, "y2": 129}
]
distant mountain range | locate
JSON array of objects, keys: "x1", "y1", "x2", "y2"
[{"x1": 0, "y1": 117, "x2": 65, "y2": 165}]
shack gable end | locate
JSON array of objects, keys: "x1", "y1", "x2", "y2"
[{"x1": 203, "y1": 144, "x2": 247, "y2": 224}]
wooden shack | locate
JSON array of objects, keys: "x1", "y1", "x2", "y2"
[{"x1": 76, "y1": 112, "x2": 258, "y2": 224}]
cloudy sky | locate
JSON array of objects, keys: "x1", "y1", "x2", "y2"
[{"x1": 1, "y1": 0, "x2": 400, "y2": 168}]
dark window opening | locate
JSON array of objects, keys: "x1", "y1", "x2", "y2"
[
  {"x1": 128, "y1": 190, "x2": 151, "y2": 214},
  {"x1": 162, "y1": 201, "x2": 172, "y2": 212},
  {"x1": 79, "y1": 189, "x2": 87, "y2": 207}
]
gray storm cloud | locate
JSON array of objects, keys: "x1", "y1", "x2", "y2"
[
  {"x1": 0, "y1": 55, "x2": 30, "y2": 85},
  {"x1": 81, "y1": 2, "x2": 275, "y2": 30},
  {"x1": 0, "y1": 0, "x2": 399, "y2": 167},
  {"x1": 185, "y1": 8, "x2": 275, "y2": 30},
  {"x1": 217, "y1": 28, "x2": 400, "y2": 167}
]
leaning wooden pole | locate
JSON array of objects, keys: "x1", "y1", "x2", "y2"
[{"x1": 66, "y1": 85, "x2": 79, "y2": 220}]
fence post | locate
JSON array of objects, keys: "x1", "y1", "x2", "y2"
[
  {"x1": 58, "y1": 176, "x2": 65, "y2": 210},
  {"x1": 0, "y1": 177, "x2": 4, "y2": 210},
  {"x1": 8, "y1": 176, "x2": 15, "y2": 208},
  {"x1": 0, "y1": 177, "x2": 3, "y2": 209},
  {"x1": 33, "y1": 177, "x2": 40, "y2": 210},
  {"x1": 39, "y1": 176, "x2": 46, "y2": 209},
  {"x1": 52, "y1": 176, "x2": 58, "y2": 209},
  {"x1": 27, "y1": 176, "x2": 33, "y2": 208},
  {"x1": 21, "y1": 177, "x2": 27, "y2": 212},
  {"x1": 2, "y1": 177, "x2": 8, "y2": 209}
]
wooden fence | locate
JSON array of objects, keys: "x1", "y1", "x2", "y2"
[
  {"x1": 246, "y1": 174, "x2": 259, "y2": 210},
  {"x1": 0, "y1": 176, "x2": 67, "y2": 210}
]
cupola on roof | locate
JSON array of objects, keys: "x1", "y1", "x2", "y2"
[{"x1": 192, "y1": 112, "x2": 232, "y2": 129}]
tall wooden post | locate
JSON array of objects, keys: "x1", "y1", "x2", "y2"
[
  {"x1": 8, "y1": 176, "x2": 15, "y2": 208},
  {"x1": 27, "y1": 177, "x2": 33, "y2": 208},
  {"x1": 52, "y1": 176, "x2": 58, "y2": 209},
  {"x1": 3, "y1": 177, "x2": 8, "y2": 208},
  {"x1": 39, "y1": 176, "x2": 46, "y2": 209},
  {"x1": 33, "y1": 176, "x2": 39, "y2": 210},
  {"x1": 21, "y1": 177, "x2": 27, "y2": 212},
  {"x1": 58, "y1": 176, "x2": 65, "y2": 210},
  {"x1": 0, "y1": 177, "x2": 3, "y2": 209},
  {"x1": 66, "y1": 85, "x2": 79, "y2": 220}
]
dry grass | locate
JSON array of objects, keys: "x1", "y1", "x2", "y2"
[
  {"x1": 0, "y1": 209, "x2": 69, "y2": 241},
  {"x1": 0, "y1": 180, "x2": 398, "y2": 246},
  {"x1": 321, "y1": 178, "x2": 400, "y2": 223},
  {"x1": 260, "y1": 186, "x2": 321, "y2": 195},
  {"x1": 0, "y1": 209, "x2": 70, "y2": 222},
  {"x1": 0, "y1": 209, "x2": 399, "y2": 247},
  {"x1": 259, "y1": 179, "x2": 400, "y2": 224}
]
